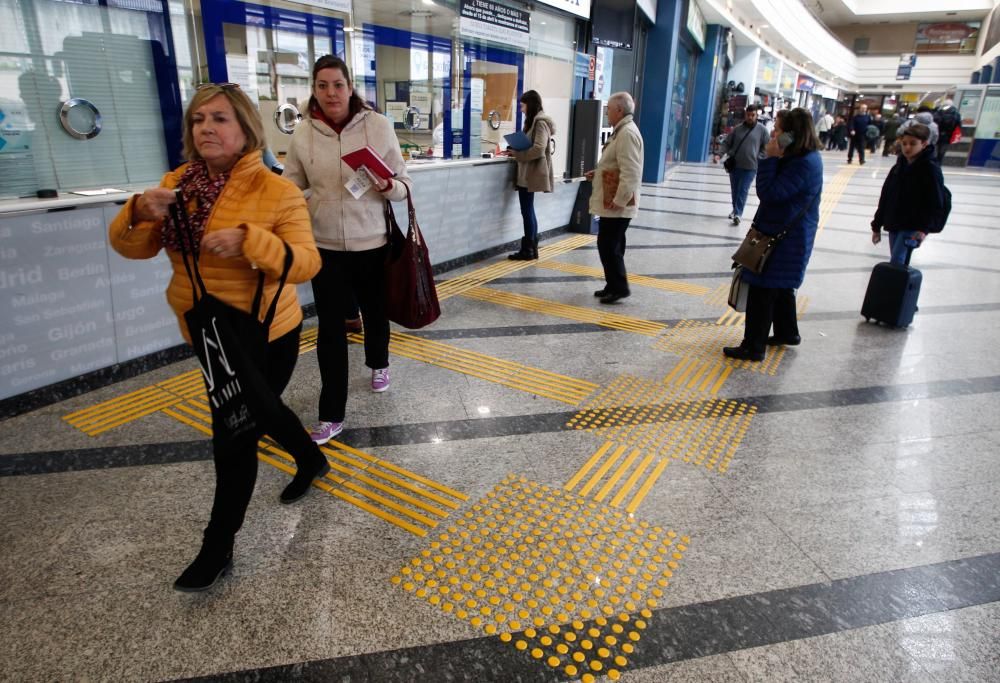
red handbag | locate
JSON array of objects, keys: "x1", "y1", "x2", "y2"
[{"x1": 383, "y1": 184, "x2": 441, "y2": 329}]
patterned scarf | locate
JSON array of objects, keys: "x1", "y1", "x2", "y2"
[{"x1": 161, "y1": 160, "x2": 230, "y2": 256}]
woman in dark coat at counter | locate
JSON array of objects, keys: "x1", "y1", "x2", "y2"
[{"x1": 724, "y1": 107, "x2": 823, "y2": 362}]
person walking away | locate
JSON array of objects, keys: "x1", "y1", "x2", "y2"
[
  {"x1": 830, "y1": 115, "x2": 848, "y2": 151},
  {"x1": 585, "y1": 91, "x2": 643, "y2": 305},
  {"x1": 503, "y1": 90, "x2": 555, "y2": 260},
  {"x1": 933, "y1": 99, "x2": 961, "y2": 164},
  {"x1": 109, "y1": 83, "x2": 326, "y2": 591},
  {"x1": 847, "y1": 103, "x2": 872, "y2": 165},
  {"x1": 816, "y1": 111, "x2": 833, "y2": 148},
  {"x1": 871, "y1": 124, "x2": 948, "y2": 265},
  {"x1": 724, "y1": 108, "x2": 823, "y2": 361},
  {"x1": 283, "y1": 55, "x2": 413, "y2": 445},
  {"x1": 713, "y1": 105, "x2": 769, "y2": 226},
  {"x1": 881, "y1": 113, "x2": 902, "y2": 157}
]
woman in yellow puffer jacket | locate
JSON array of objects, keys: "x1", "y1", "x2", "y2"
[{"x1": 109, "y1": 84, "x2": 326, "y2": 593}]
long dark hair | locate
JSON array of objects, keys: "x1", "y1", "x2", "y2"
[
  {"x1": 308, "y1": 55, "x2": 370, "y2": 120},
  {"x1": 520, "y1": 90, "x2": 543, "y2": 132},
  {"x1": 780, "y1": 108, "x2": 821, "y2": 157}
]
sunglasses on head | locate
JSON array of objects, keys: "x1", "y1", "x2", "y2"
[{"x1": 196, "y1": 82, "x2": 240, "y2": 91}]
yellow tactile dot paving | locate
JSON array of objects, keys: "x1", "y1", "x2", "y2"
[
  {"x1": 391, "y1": 475, "x2": 688, "y2": 681},
  {"x1": 654, "y1": 321, "x2": 791, "y2": 376},
  {"x1": 566, "y1": 375, "x2": 757, "y2": 475}
]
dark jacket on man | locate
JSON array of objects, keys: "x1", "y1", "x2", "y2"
[
  {"x1": 850, "y1": 112, "x2": 872, "y2": 138},
  {"x1": 882, "y1": 115, "x2": 902, "y2": 142},
  {"x1": 871, "y1": 146, "x2": 948, "y2": 235}
]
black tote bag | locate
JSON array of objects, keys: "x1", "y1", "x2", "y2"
[
  {"x1": 383, "y1": 184, "x2": 441, "y2": 329},
  {"x1": 169, "y1": 191, "x2": 293, "y2": 446}
]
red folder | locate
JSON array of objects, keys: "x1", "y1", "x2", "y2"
[{"x1": 342, "y1": 145, "x2": 396, "y2": 180}]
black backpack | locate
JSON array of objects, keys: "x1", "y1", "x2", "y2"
[{"x1": 936, "y1": 107, "x2": 960, "y2": 134}]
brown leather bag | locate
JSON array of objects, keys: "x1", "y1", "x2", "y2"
[
  {"x1": 383, "y1": 184, "x2": 441, "y2": 329},
  {"x1": 601, "y1": 169, "x2": 636, "y2": 209}
]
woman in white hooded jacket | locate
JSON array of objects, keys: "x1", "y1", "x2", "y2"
[{"x1": 283, "y1": 55, "x2": 413, "y2": 444}]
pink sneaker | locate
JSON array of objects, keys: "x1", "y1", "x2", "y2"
[
  {"x1": 309, "y1": 420, "x2": 343, "y2": 445},
  {"x1": 372, "y1": 367, "x2": 390, "y2": 393}
]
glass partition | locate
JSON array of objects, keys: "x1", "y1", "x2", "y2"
[{"x1": 0, "y1": 0, "x2": 181, "y2": 198}]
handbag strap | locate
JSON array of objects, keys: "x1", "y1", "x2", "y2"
[
  {"x1": 169, "y1": 188, "x2": 289, "y2": 322},
  {"x1": 761, "y1": 188, "x2": 822, "y2": 242},
  {"x1": 727, "y1": 125, "x2": 753, "y2": 159}
]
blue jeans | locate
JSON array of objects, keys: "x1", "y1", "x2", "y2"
[
  {"x1": 729, "y1": 168, "x2": 755, "y2": 218},
  {"x1": 888, "y1": 231, "x2": 920, "y2": 266},
  {"x1": 517, "y1": 188, "x2": 538, "y2": 240}
]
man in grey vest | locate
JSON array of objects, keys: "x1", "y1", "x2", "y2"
[{"x1": 713, "y1": 105, "x2": 769, "y2": 226}]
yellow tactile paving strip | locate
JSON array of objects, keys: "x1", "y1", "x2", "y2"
[
  {"x1": 655, "y1": 323, "x2": 787, "y2": 376},
  {"x1": 564, "y1": 441, "x2": 671, "y2": 514},
  {"x1": 534, "y1": 260, "x2": 711, "y2": 296},
  {"x1": 566, "y1": 373, "x2": 756, "y2": 475},
  {"x1": 817, "y1": 165, "x2": 859, "y2": 236},
  {"x1": 160, "y1": 396, "x2": 468, "y2": 537},
  {"x1": 461, "y1": 287, "x2": 667, "y2": 337},
  {"x1": 436, "y1": 234, "x2": 596, "y2": 301},
  {"x1": 393, "y1": 475, "x2": 688, "y2": 682}
]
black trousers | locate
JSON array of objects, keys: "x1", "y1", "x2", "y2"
[
  {"x1": 847, "y1": 135, "x2": 866, "y2": 163},
  {"x1": 742, "y1": 285, "x2": 799, "y2": 353},
  {"x1": 597, "y1": 217, "x2": 631, "y2": 295},
  {"x1": 205, "y1": 323, "x2": 321, "y2": 545},
  {"x1": 311, "y1": 246, "x2": 390, "y2": 422}
]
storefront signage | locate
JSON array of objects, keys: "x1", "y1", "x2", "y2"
[
  {"x1": 795, "y1": 75, "x2": 814, "y2": 93},
  {"x1": 284, "y1": 0, "x2": 352, "y2": 13},
  {"x1": 686, "y1": 0, "x2": 706, "y2": 50},
  {"x1": 574, "y1": 52, "x2": 593, "y2": 80},
  {"x1": 533, "y1": 0, "x2": 592, "y2": 20},
  {"x1": 757, "y1": 54, "x2": 779, "y2": 90},
  {"x1": 780, "y1": 71, "x2": 797, "y2": 98},
  {"x1": 896, "y1": 65, "x2": 912, "y2": 81},
  {"x1": 460, "y1": 0, "x2": 530, "y2": 50},
  {"x1": 813, "y1": 83, "x2": 838, "y2": 100}
]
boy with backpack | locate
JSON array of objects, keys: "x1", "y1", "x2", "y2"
[{"x1": 871, "y1": 124, "x2": 950, "y2": 265}]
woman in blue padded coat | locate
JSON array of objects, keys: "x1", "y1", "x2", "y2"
[{"x1": 724, "y1": 107, "x2": 823, "y2": 362}]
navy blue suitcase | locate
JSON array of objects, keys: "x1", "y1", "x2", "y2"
[{"x1": 861, "y1": 252, "x2": 921, "y2": 328}]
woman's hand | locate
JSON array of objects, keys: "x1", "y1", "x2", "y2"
[
  {"x1": 913, "y1": 231, "x2": 927, "y2": 243},
  {"x1": 584, "y1": 170, "x2": 595, "y2": 181},
  {"x1": 133, "y1": 188, "x2": 176, "y2": 222},
  {"x1": 201, "y1": 228, "x2": 246, "y2": 259},
  {"x1": 871, "y1": 232, "x2": 881, "y2": 245},
  {"x1": 765, "y1": 137, "x2": 783, "y2": 158},
  {"x1": 363, "y1": 167, "x2": 392, "y2": 193}
]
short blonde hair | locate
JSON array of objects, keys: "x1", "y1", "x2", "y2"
[{"x1": 182, "y1": 85, "x2": 266, "y2": 162}]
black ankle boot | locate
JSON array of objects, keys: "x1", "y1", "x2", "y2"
[
  {"x1": 280, "y1": 451, "x2": 331, "y2": 504},
  {"x1": 174, "y1": 543, "x2": 233, "y2": 592},
  {"x1": 508, "y1": 238, "x2": 532, "y2": 260},
  {"x1": 527, "y1": 238, "x2": 539, "y2": 260},
  {"x1": 723, "y1": 345, "x2": 765, "y2": 362}
]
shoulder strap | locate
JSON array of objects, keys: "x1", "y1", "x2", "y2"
[
  {"x1": 730, "y1": 126, "x2": 752, "y2": 157},
  {"x1": 772, "y1": 188, "x2": 822, "y2": 241}
]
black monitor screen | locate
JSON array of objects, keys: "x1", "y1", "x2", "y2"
[{"x1": 592, "y1": 0, "x2": 635, "y2": 51}]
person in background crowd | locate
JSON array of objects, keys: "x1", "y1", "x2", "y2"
[
  {"x1": 816, "y1": 110, "x2": 834, "y2": 148},
  {"x1": 283, "y1": 55, "x2": 413, "y2": 445},
  {"x1": 502, "y1": 90, "x2": 555, "y2": 261},
  {"x1": 585, "y1": 91, "x2": 643, "y2": 305},
  {"x1": 881, "y1": 112, "x2": 902, "y2": 157},
  {"x1": 871, "y1": 123, "x2": 948, "y2": 265},
  {"x1": 724, "y1": 108, "x2": 823, "y2": 362},
  {"x1": 933, "y1": 98, "x2": 961, "y2": 164},
  {"x1": 829, "y1": 115, "x2": 848, "y2": 151},
  {"x1": 109, "y1": 83, "x2": 326, "y2": 592},
  {"x1": 713, "y1": 104, "x2": 769, "y2": 226},
  {"x1": 898, "y1": 107, "x2": 939, "y2": 148},
  {"x1": 868, "y1": 112, "x2": 885, "y2": 153},
  {"x1": 847, "y1": 103, "x2": 872, "y2": 165}
]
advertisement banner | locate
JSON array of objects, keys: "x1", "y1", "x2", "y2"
[{"x1": 534, "y1": 0, "x2": 592, "y2": 19}]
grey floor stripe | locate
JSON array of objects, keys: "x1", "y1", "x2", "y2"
[
  {"x1": 7, "y1": 371, "x2": 1000, "y2": 476},
  {"x1": 166, "y1": 551, "x2": 1000, "y2": 682}
]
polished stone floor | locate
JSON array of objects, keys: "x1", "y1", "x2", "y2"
[{"x1": 2, "y1": 151, "x2": 1000, "y2": 682}]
